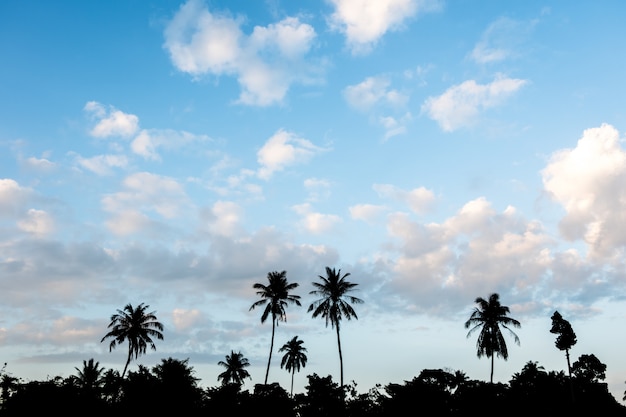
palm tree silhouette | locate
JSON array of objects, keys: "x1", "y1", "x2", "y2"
[
  {"x1": 279, "y1": 336, "x2": 308, "y2": 396},
  {"x1": 217, "y1": 350, "x2": 251, "y2": 386},
  {"x1": 101, "y1": 303, "x2": 164, "y2": 378},
  {"x1": 249, "y1": 270, "x2": 301, "y2": 385},
  {"x1": 74, "y1": 358, "x2": 105, "y2": 391},
  {"x1": 464, "y1": 293, "x2": 520, "y2": 383},
  {"x1": 308, "y1": 266, "x2": 363, "y2": 388}
]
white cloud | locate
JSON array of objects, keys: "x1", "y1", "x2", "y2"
[
  {"x1": 343, "y1": 76, "x2": 411, "y2": 139},
  {"x1": 385, "y1": 197, "x2": 555, "y2": 312},
  {"x1": 84, "y1": 101, "x2": 139, "y2": 138},
  {"x1": 349, "y1": 204, "x2": 387, "y2": 223},
  {"x1": 542, "y1": 123, "x2": 626, "y2": 261},
  {"x1": 164, "y1": 0, "x2": 318, "y2": 106},
  {"x1": 344, "y1": 76, "x2": 408, "y2": 111},
  {"x1": 257, "y1": 129, "x2": 326, "y2": 179},
  {"x1": 0, "y1": 179, "x2": 32, "y2": 217},
  {"x1": 208, "y1": 200, "x2": 244, "y2": 238},
  {"x1": 469, "y1": 16, "x2": 536, "y2": 64},
  {"x1": 131, "y1": 129, "x2": 209, "y2": 161},
  {"x1": 76, "y1": 154, "x2": 128, "y2": 176},
  {"x1": 22, "y1": 156, "x2": 56, "y2": 173},
  {"x1": 327, "y1": 0, "x2": 439, "y2": 55},
  {"x1": 17, "y1": 209, "x2": 54, "y2": 236},
  {"x1": 172, "y1": 308, "x2": 203, "y2": 331},
  {"x1": 373, "y1": 184, "x2": 435, "y2": 214},
  {"x1": 421, "y1": 75, "x2": 528, "y2": 132},
  {"x1": 293, "y1": 203, "x2": 342, "y2": 234},
  {"x1": 102, "y1": 172, "x2": 190, "y2": 235}
]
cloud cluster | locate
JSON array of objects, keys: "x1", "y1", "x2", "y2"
[{"x1": 163, "y1": 0, "x2": 319, "y2": 106}]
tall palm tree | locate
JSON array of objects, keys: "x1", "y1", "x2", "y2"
[
  {"x1": 464, "y1": 293, "x2": 521, "y2": 383},
  {"x1": 249, "y1": 270, "x2": 301, "y2": 385},
  {"x1": 308, "y1": 266, "x2": 363, "y2": 388},
  {"x1": 217, "y1": 350, "x2": 251, "y2": 386},
  {"x1": 279, "y1": 336, "x2": 308, "y2": 396},
  {"x1": 101, "y1": 303, "x2": 164, "y2": 378}
]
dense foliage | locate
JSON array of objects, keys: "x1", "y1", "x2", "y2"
[{"x1": 0, "y1": 358, "x2": 625, "y2": 416}]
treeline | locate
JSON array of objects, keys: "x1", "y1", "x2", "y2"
[{"x1": 0, "y1": 358, "x2": 625, "y2": 416}]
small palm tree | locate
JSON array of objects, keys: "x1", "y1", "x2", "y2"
[
  {"x1": 279, "y1": 336, "x2": 308, "y2": 396},
  {"x1": 308, "y1": 266, "x2": 363, "y2": 388},
  {"x1": 464, "y1": 293, "x2": 521, "y2": 383},
  {"x1": 74, "y1": 358, "x2": 105, "y2": 391},
  {"x1": 249, "y1": 270, "x2": 301, "y2": 385},
  {"x1": 217, "y1": 350, "x2": 251, "y2": 386},
  {"x1": 101, "y1": 303, "x2": 164, "y2": 378}
]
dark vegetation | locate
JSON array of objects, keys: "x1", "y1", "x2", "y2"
[{"x1": 1, "y1": 268, "x2": 625, "y2": 416}]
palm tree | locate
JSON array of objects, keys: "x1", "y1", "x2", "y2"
[
  {"x1": 101, "y1": 303, "x2": 164, "y2": 378},
  {"x1": 464, "y1": 293, "x2": 521, "y2": 383},
  {"x1": 279, "y1": 336, "x2": 308, "y2": 396},
  {"x1": 217, "y1": 350, "x2": 251, "y2": 386},
  {"x1": 74, "y1": 358, "x2": 105, "y2": 391},
  {"x1": 249, "y1": 270, "x2": 301, "y2": 385},
  {"x1": 308, "y1": 266, "x2": 364, "y2": 388}
]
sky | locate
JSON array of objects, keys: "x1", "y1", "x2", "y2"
[{"x1": 1, "y1": 0, "x2": 626, "y2": 401}]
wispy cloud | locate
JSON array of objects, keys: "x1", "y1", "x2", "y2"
[{"x1": 421, "y1": 74, "x2": 528, "y2": 132}]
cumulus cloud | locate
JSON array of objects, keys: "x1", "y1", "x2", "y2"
[
  {"x1": 207, "y1": 200, "x2": 244, "y2": 238},
  {"x1": 373, "y1": 184, "x2": 435, "y2": 214},
  {"x1": 163, "y1": 0, "x2": 318, "y2": 106},
  {"x1": 0, "y1": 179, "x2": 32, "y2": 217},
  {"x1": 542, "y1": 123, "x2": 626, "y2": 261},
  {"x1": 343, "y1": 75, "x2": 411, "y2": 139},
  {"x1": 17, "y1": 209, "x2": 54, "y2": 236},
  {"x1": 131, "y1": 129, "x2": 209, "y2": 161},
  {"x1": 257, "y1": 129, "x2": 327, "y2": 180},
  {"x1": 102, "y1": 172, "x2": 191, "y2": 235},
  {"x1": 328, "y1": 0, "x2": 441, "y2": 55},
  {"x1": 172, "y1": 308, "x2": 203, "y2": 331},
  {"x1": 349, "y1": 203, "x2": 388, "y2": 223},
  {"x1": 385, "y1": 197, "x2": 555, "y2": 313},
  {"x1": 76, "y1": 154, "x2": 128, "y2": 176},
  {"x1": 293, "y1": 203, "x2": 342, "y2": 234},
  {"x1": 421, "y1": 74, "x2": 528, "y2": 132},
  {"x1": 84, "y1": 101, "x2": 139, "y2": 138}
]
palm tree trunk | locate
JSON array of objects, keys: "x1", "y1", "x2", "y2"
[
  {"x1": 264, "y1": 317, "x2": 276, "y2": 385},
  {"x1": 291, "y1": 369, "x2": 295, "y2": 397},
  {"x1": 336, "y1": 324, "x2": 344, "y2": 388},
  {"x1": 122, "y1": 345, "x2": 132, "y2": 378},
  {"x1": 490, "y1": 354, "x2": 494, "y2": 384}
]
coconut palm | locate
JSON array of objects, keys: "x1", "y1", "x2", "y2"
[
  {"x1": 249, "y1": 270, "x2": 301, "y2": 385},
  {"x1": 279, "y1": 336, "x2": 308, "y2": 396},
  {"x1": 217, "y1": 350, "x2": 251, "y2": 386},
  {"x1": 74, "y1": 358, "x2": 105, "y2": 391},
  {"x1": 308, "y1": 266, "x2": 363, "y2": 388},
  {"x1": 464, "y1": 293, "x2": 521, "y2": 383},
  {"x1": 101, "y1": 303, "x2": 164, "y2": 378}
]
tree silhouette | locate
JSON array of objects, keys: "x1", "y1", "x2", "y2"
[
  {"x1": 464, "y1": 293, "x2": 521, "y2": 383},
  {"x1": 550, "y1": 310, "x2": 577, "y2": 378},
  {"x1": 217, "y1": 350, "x2": 251, "y2": 386},
  {"x1": 308, "y1": 266, "x2": 363, "y2": 388},
  {"x1": 250, "y1": 270, "x2": 301, "y2": 385},
  {"x1": 279, "y1": 336, "x2": 308, "y2": 396},
  {"x1": 101, "y1": 303, "x2": 164, "y2": 378},
  {"x1": 73, "y1": 358, "x2": 105, "y2": 392}
]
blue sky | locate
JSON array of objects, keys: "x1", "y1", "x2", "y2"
[{"x1": 2, "y1": 0, "x2": 626, "y2": 400}]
